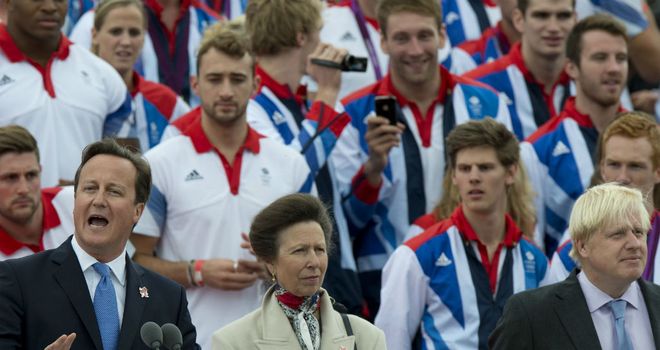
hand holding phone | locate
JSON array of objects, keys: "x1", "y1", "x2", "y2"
[{"x1": 374, "y1": 96, "x2": 397, "y2": 125}]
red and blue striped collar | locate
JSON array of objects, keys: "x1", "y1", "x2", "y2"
[
  {"x1": 508, "y1": 42, "x2": 570, "y2": 89},
  {"x1": 376, "y1": 65, "x2": 455, "y2": 106},
  {"x1": 451, "y1": 205, "x2": 522, "y2": 248},
  {"x1": 255, "y1": 65, "x2": 307, "y2": 107}
]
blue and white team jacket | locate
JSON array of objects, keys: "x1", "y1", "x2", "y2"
[
  {"x1": 520, "y1": 98, "x2": 618, "y2": 255},
  {"x1": 247, "y1": 67, "x2": 357, "y2": 274},
  {"x1": 442, "y1": 0, "x2": 500, "y2": 47},
  {"x1": 449, "y1": 22, "x2": 512, "y2": 75},
  {"x1": 375, "y1": 206, "x2": 549, "y2": 350},
  {"x1": 333, "y1": 66, "x2": 512, "y2": 277},
  {"x1": 248, "y1": 67, "x2": 350, "y2": 180},
  {"x1": 64, "y1": 0, "x2": 97, "y2": 35},
  {"x1": 465, "y1": 43, "x2": 571, "y2": 140},
  {"x1": 141, "y1": 0, "x2": 218, "y2": 104},
  {"x1": 200, "y1": 0, "x2": 245, "y2": 19},
  {"x1": 112, "y1": 73, "x2": 190, "y2": 152},
  {"x1": 577, "y1": 0, "x2": 649, "y2": 37},
  {"x1": 549, "y1": 211, "x2": 660, "y2": 284}
]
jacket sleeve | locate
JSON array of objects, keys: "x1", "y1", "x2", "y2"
[
  {"x1": 488, "y1": 294, "x2": 534, "y2": 350},
  {"x1": 374, "y1": 246, "x2": 427, "y2": 350},
  {"x1": 175, "y1": 284, "x2": 200, "y2": 349},
  {"x1": 0, "y1": 261, "x2": 23, "y2": 349}
]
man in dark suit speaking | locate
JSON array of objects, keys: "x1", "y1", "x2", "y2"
[
  {"x1": 490, "y1": 183, "x2": 660, "y2": 349},
  {"x1": 0, "y1": 139, "x2": 198, "y2": 349}
]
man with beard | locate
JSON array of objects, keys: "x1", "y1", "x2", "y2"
[
  {"x1": 130, "y1": 27, "x2": 313, "y2": 349},
  {"x1": 333, "y1": 0, "x2": 512, "y2": 319},
  {"x1": 522, "y1": 15, "x2": 629, "y2": 255},
  {"x1": 0, "y1": 125, "x2": 74, "y2": 261}
]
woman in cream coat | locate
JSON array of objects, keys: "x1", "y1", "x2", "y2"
[{"x1": 212, "y1": 194, "x2": 386, "y2": 350}]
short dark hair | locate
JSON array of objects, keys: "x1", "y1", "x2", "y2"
[
  {"x1": 377, "y1": 0, "x2": 442, "y2": 37},
  {"x1": 249, "y1": 193, "x2": 334, "y2": 263},
  {"x1": 196, "y1": 23, "x2": 253, "y2": 75},
  {"x1": 73, "y1": 138, "x2": 151, "y2": 204},
  {"x1": 0, "y1": 125, "x2": 39, "y2": 161},
  {"x1": 517, "y1": 0, "x2": 576, "y2": 14},
  {"x1": 566, "y1": 14, "x2": 627, "y2": 67}
]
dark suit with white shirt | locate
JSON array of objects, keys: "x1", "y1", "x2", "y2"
[
  {"x1": 0, "y1": 237, "x2": 198, "y2": 349},
  {"x1": 489, "y1": 270, "x2": 660, "y2": 349}
]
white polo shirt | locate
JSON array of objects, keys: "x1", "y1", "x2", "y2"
[
  {"x1": 135, "y1": 118, "x2": 312, "y2": 349},
  {"x1": 0, "y1": 186, "x2": 75, "y2": 260},
  {"x1": 0, "y1": 25, "x2": 131, "y2": 186}
]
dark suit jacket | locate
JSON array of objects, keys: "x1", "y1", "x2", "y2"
[
  {"x1": 489, "y1": 270, "x2": 660, "y2": 349},
  {"x1": 0, "y1": 237, "x2": 198, "y2": 349}
]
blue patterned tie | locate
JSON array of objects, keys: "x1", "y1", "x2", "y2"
[
  {"x1": 93, "y1": 263, "x2": 120, "y2": 350},
  {"x1": 610, "y1": 299, "x2": 633, "y2": 350}
]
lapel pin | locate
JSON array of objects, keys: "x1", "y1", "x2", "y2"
[{"x1": 139, "y1": 286, "x2": 149, "y2": 298}]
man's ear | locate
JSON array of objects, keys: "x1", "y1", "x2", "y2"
[
  {"x1": 566, "y1": 60, "x2": 580, "y2": 80},
  {"x1": 505, "y1": 163, "x2": 518, "y2": 186},
  {"x1": 133, "y1": 202, "x2": 145, "y2": 225},
  {"x1": 512, "y1": 8, "x2": 525, "y2": 34},
  {"x1": 575, "y1": 239, "x2": 588, "y2": 259},
  {"x1": 296, "y1": 32, "x2": 306, "y2": 48},
  {"x1": 252, "y1": 74, "x2": 261, "y2": 94},
  {"x1": 190, "y1": 75, "x2": 199, "y2": 97}
]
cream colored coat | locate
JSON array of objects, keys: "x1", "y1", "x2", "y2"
[{"x1": 212, "y1": 287, "x2": 387, "y2": 350}]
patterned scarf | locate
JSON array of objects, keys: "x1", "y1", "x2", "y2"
[{"x1": 274, "y1": 285, "x2": 321, "y2": 350}]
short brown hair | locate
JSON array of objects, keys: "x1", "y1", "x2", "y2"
[
  {"x1": 249, "y1": 193, "x2": 334, "y2": 263},
  {"x1": 245, "y1": 0, "x2": 322, "y2": 56},
  {"x1": 0, "y1": 125, "x2": 39, "y2": 161},
  {"x1": 74, "y1": 139, "x2": 151, "y2": 205},
  {"x1": 566, "y1": 14, "x2": 627, "y2": 66},
  {"x1": 446, "y1": 118, "x2": 519, "y2": 170},
  {"x1": 377, "y1": 0, "x2": 442, "y2": 37},
  {"x1": 517, "y1": 0, "x2": 575, "y2": 15},
  {"x1": 196, "y1": 23, "x2": 252, "y2": 74},
  {"x1": 434, "y1": 118, "x2": 536, "y2": 237}
]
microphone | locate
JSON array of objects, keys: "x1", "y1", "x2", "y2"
[
  {"x1": 140, "y1": 321, "x2": 163, "y2": 349},
  {"x1": 161, "y1": 323, "x2": 183, "y2": 350}
]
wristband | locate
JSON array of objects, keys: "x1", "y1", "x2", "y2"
[
  {"x1": 187, "y1": 260, "x2": 196, "y2": 287},
  {"x1": 194, "y1": 259, "x2": 206, "y2": 287}
]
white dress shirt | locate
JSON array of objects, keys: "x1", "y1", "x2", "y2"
[{"x1": 71, "y1": 236, "x2": 127, "y2": 325}]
